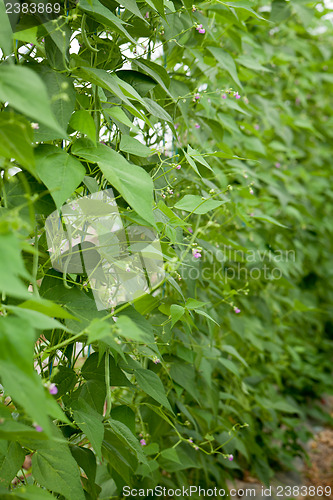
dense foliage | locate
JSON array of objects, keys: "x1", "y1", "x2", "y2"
[{"x1": 0, "y1": 0, "x2": 333, "y2": 497}]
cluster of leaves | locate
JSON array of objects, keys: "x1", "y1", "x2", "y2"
[{"x1": 1, "y1": 0, "x2": 333, "y2": 497}]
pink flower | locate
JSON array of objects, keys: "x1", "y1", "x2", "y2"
[
  {"x1": 145, "y1": 11, "x2": 149, "y2": 18},
  {"x1": 140, "y1": 439, "x2": 146, "y2": 446},
  {"x1": 194, "y1": 93, "x2": 200, "y2": 100},
  {"x1": 192, "y1": 249, "x2": 202, "y2": 258},
  {"x1": 222, "y1": 94, "x2": 227, "y2": 99},
  {"x1": 196, "y1": 24, "x2": 205, "y2": 34},
  {"x1": 188, "y1": 228, "x2": 193, "y2": 234},
  {"x1": 153, "y1": 357, "x2": 161, "y2": 364},
  {"x1": 250, "y1": 212, "x2": 254, "y2": 217},
  {"x1": 194, "y1": 445, "x2": 199, "y2": 450},
  {"x1": 31, "y1": 122, "x2": 39, "y2": 130},
  {"x1": 229, "y1": 454, "x2": 234, "y2": 461},
  {"x1": 34, "y1": 424, "x2": 43, "y2": 432},
  {"x1": 234, "y1": 307, "x2": 241, "y2": 314},
  {"x1": 195, "y1": 123, "x2": 200, "y2": 129},
  {"x1": 49, "y1": 384, "x2": 58, "y2": 395},
  {"x1": 176, "y1": 165, "x2": 181, "y2": 170},
  {"x1": 249, "y1": 188, "x2": 254, "y2": 195},
  {"x1": 275, "y1": 162, "x2": 281, "y2": 168},
  {"x1": 234, "y1": 92, "x2": 241, "y2": 99},
  {"x1": 174, "y1": 123, "x2": 179, "y2": 129},
  {"x1": 188, "y1": 438, "x2": 193, "y2": 443},
  {"x1": 254, "y1": 124, "x2": 260, "y2": 130}
]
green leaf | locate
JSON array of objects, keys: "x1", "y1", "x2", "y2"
[
  {"x1": 0, "y1": 485, "x2": 56, "y2": 500},
  {"x1": 0, "y1": 233, "x2": 30, "y2": 299},
  {"x1": 31, "y1": 431, "x2": 85, "y2": 500},
  {"x1": 174, "y1": 195, "x2": 224, "y2": 214},
  {"x1": 170, "y1": 304, "x2": 185, "y2": 327},
  {"x1": 119, "y1": 135, "x2": 152, "y2": 157},
  {"x1": 252, "y1": 214, "x2": 288, "y2": 228},
  {"x1": 135, "y1": 368, "x2": 173, "y2": 412},
  {"x1": 81, "y1": 352, "x2": 132, "y2": 387},
  {"x1": 236, "y1": 55, "x2": 271, "y2": 72},
  {"x1": 0, "y1": 317, "x2": 68, "y2": 434},
  {"x1": 70, "y1": 445, "x2": 97, "y2": 485},
  {"x1": 0, "y1": 3, "x2": 12, "y2": 55},
  {"x1": 0, "y1": 113, "x2": 35, "y2": 175},
  {"x1": 72, "y1": 399, "x2": 104, "y2": 459},
  {"x1": 116, "y1": 315, "x2": 155, "y2": 345},
  {"x1": 33, "y1": 68, "x2": 75, "y2": 141},
  {"x1": 103, "y1": 106, "x2": 139, "y2": 131},
  {"x1": 71, "y1": 140, "x2": 155, "y2": 226},
  {"x1": 107, "y1": 418, "x2": 148, "y2": 464},
  {"x1": 0, "y1": 441, "x2": 25, "y2": 486},
  {"x1": 69, "y1": 110, "x2": 96, "y2": 143},
  {"x1": 79, "y1": 0, "x2": 136, "y2": 43},
  {"x1": 5, "y1": 306, "x2": 70, "y2": 332},
  {"x1": 110, "y1": 405, "x2": 136, "y2": 435},
  {"x1": 35, "y1": 145, "x2": 85, "y2": 209},
  {"x1": 52, "y1": 366, "x2": 77, "y2": 398},
  {"x1": 19, "y1": 298, "x2": 77, "y2": 320},
  {"x1": 207, "y1": 47, "x2": 242, "y2": 88},
  {"x1": 134, "y1": 59, "x2": 171, "y2": 96},
  {"x1": 114, "y1": 0, "x2": 145, "y2": 20},
  {"x1": 142, "y1": 97, "x2": 173, "y2": 124},
  {"x1": 0, "y1": 65, "x2": 66, "y2": 137}
]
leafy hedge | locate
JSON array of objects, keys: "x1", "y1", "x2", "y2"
[{"x1": 1, "y1": 0, "x2": 333, "y2": 497}]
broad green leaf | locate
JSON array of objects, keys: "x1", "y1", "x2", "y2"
[
  {"x1": 119, "y1": 135, "x2": 153, "y2": 157},
  {"x1": 71, "y1": 140, "x2": 155, "y2": 226},
  {"x1": 81, "y1": 352, "x2": 132, "y2": 387},
  {"x1": 111, "y1": 405, "x2": 136, "y2": 435},
  {"x1": 142, "y1": 97, "x2": 173, "y2": 124},
  {"x1": 114, "y1": 0, "x2": 145, "y2": 20},
  {"x1": 51, "y1": 366, "x2": 77, "y2": 398},
  {"x1": 236, "y1": 55, "x2": 271, "y2": 72},
  {"x1": 170, "y1": 304, "x2": 185, "y2": 327},
  {"x1": 72, "y1": 399, "x2": 104, "y2": 459},
  {"x1": 135, "y1": 368, "x2": 173, "y2": 412},
  {"x1": 35, "y1": 145, "x2": 85, "y2": 209},
  {"x1": 116, "y1": 315, "x2": 155, "y2": 345},
  {"x1": 252, "y1": 214, "x2": 288, "y2": 228},
  {"x1": 208, "y1": 47, "x2": 242, "y2": 88},
  {"x1": 195, "y1": 309, "x2": 219, "y2": 326},
  {"x1": 0, "y1": 66, "x2": 66, "y2": 136},
  {"x1": 134, "y1": 59, "x2": 171, "y2": 95},
  {"x1": 69, "y1": 110, "x2": 96, "y2": 143},
  {"x1": 19, "y1": 298, "x2": 77, "y2": 320},
  {"x1": 219, "y1": 357, "x2": 240, "y2": 377},
  {"x1": 222, "y1": 1, "x2": 266, "y2": 20},
  {"x1": 107, "y1": 418, "x2": 148, "y2": 464},
  {"x1": 79, "y1": 0, "x2": 136, "y2": 43},
  {"x1": 174, "y1": 195, "x2": 224, "y2": 214},
  {"x1": 0, "y1": 485, "x2": 56, "y2": 500},
  {"x1": 0, "y1": 113, "x2": 35, "y2": 175},
  {"x1": 0, "y1": 233, "x2": 30, "y2": 299},
  {"x1": 33, "y1": 67, "x2": 75, "y2": 141},
  {"x1": 0, "y1": 3, "x2": 12, "y2": 55},
  {"x1": 0, "y1": 317, "x2": 68, "y2": 433},
  {"x1": 32, "y1": 432, "x2": 85, "y2": 500},
  {"x1": 185, "y1": 298, "x2": 208, "y2": 310},
  {"x1": 5, "y1": 306, "x2": 70, "y2": 331},
  {"x1": 0, "y1": 441, "x2": 25, "y2": 486},
  {"x1": 222, "y1": 345, "x2": 248, "y2": 367},
  {"x1": 103, "y1": 106, "x2": 139, "y2": 131},
  {"x1": 70, "y1": 445, "x2": 97, "y2": 485}
]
